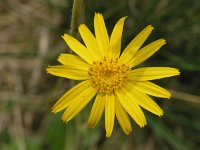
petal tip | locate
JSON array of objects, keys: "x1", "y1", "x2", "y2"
[
  {"x1": 144, "y1": 25, "x2": 154, "y2": 32},
  {"x1": 87, "y1": 121, "x2": 95, "y2": 128},
  {"x1": 78, "y1": 24, "x2": 85, "y2": 29},
  {"x1": 62, "y1": 33, "x2": 71, "y2": 40},
  {"x1": 88, "y1": 123, "x2": 94, "y2": 128},
  {"x1": 95, "y1": 12, "x2": 102, "y2": 17},
  {"x1": 124, "y1": 128, "x2": 133, "y2": 135},
  {"x1": 167, "y1": 95, "x2": 171, "y2": 99},
  {"x1": 62, "y1": 34, "x2": 68, "y2": 38},
  {"x1": 105, "y1": 129, "x2": 113, "y2": 138},
  {"x1": 61, "y1": 118, "x2": 66, "y2": 122},
  {"x1": 159, "y1": 113, "x2": 164, "y2": 117},
  {"x1": 160, "y1": 38, "x2": 166, "y2": 44},
  {"x1": 172, "y1": 68, "x2": 181, "y2": 76},
  {"x1": 121, "y1": 16, "x2": 128, "y2": 20},
  {"x1": 158, "y1": 109, "x2": 164, "y2": 117},
  {"x1": 61, "y1": 114, "x2": 69, "y2": 122},
  {"x1": 117, "y1": 16, "x2": 128, "y2": 24},
  {"x1": 148, "y1": 25, "x2": 154, "y2": 30},
  {"x1": 51, "y1": 109, "x2": 56, "y2": 114},
  {"x1": 177, "y1": 69, "x2": 181, "y2": 75},
  {"x1": 46, "y1": 66, "x2": 56, "y2": 74},
  {"x1": 139, "y1": 122, "x2": 147, "y2": 128},
  {"x1": 46, "y1": 67, "x2": 51, "y2": 73},
  {"x1": 51, "y1": 106, "x2": 59, "y2": 113},
  {"x1": 106, "y1": 133, "x2": 111, "y2": 138}
]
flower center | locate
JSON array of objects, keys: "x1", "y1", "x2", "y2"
[{"x1": 88, "y1": 57, "x2": 129, "y2": 94}]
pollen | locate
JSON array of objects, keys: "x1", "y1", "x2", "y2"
[{"x1": 88, "y1": 57, "x2": 129, "y2": 94}]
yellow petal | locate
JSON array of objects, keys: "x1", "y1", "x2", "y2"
[
  {"x1": 58, "y1": 54, "x2": 89, "y2": 70},
  {"x1": 115, "y1": 98, "x2": 132, "y2": 135},
  {"x1": 115, "y1": 89, "x2": 147, "y2": 127},
  {"x1": 105, "y1": 94, "x2": 115, "y2": 138},
  {"x1": 46, "y1": 65, "x2": 88, "y2": 80},
  {"x1": 88, "y1": 94, "x2": 105, "y2": 128},
  {"x1": 128, "y1": 39, "x2": 166, "y2": 68},
  {"x1": 125, "y1": 83, "x2": 164, "y2": 116},
  {"x1": 94, "y1": 13, "x2": 109, "y2": 57},
  {"x1": 128, "y1": 67, "x2": 180, "y2": 81},
  {"x1": 61, "y1": 86, "x2": 96, "y2": 122},
  {"x1": 62, "y1": 34, "x2": 94, "y2": 64},
  {"x1": 130, "y1": 81, "x2": 171, "y2": 98},
  {"x1": 120, "y1": 25, "x2": 154, "y2": 64},
  {"x1": 52, "y1": 80, "x2": 91, "y2": 113},
  {"x1": 109, "y1": 17, "x2": 127, "y2": 58},
  {"x1": 79, "y1": 24, "x2": 102, "y2": 60}
]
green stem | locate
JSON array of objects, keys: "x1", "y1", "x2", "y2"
[
  {"x1": 70, "y1": 0, "x2": 84, "y2": 37},
  {"x1": 64, "y1": 1, "x2": 85, "y2": 150}
]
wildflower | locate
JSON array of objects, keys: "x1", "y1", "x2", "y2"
[{"x1": 47, "y1": 13, "x2": 180, "y2": 137}]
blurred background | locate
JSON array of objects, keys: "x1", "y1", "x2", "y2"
[{"x1": 0, "y1": 0, "x2": 199, "y2": 149}]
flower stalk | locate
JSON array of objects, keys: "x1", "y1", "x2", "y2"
[{"x1": 70, "y1": 0, "x2": 84, "y2": 37}]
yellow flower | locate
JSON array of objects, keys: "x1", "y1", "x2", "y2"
[{"x1": 47, "y1": 13, "x2": 180, "y2": 137}]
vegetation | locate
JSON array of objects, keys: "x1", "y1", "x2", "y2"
[{"x1": 0, "y1": 0, "x2": 199, "y2": 149}]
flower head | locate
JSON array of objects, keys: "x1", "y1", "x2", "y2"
[{"x1": 47, "y1": 13, "x2": 180, "y2": 137}]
